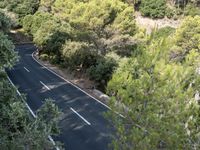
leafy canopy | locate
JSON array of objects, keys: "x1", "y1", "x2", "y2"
[{"x1": 107, "y1": 16, "x2": 200, "y2": 149}]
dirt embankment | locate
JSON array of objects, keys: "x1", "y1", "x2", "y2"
[{"x1": 135, "y1": 12, "x2": 181, "y2": 33}]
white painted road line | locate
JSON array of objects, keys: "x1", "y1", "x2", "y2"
[
  {"x1": 70, "y1": 107, "x2": 91, "y2": 126},
  {"x1": 7, "y1": 76, "x2": 60, "y2": 150},
  {"x1": 32, "y1": 51, "x2": 127, "y2": 119},
  {"x1": 48, "y1": 135, "x2": 60, "y2": 150},
  {"x1": 32, "y1": 51, "x2": 111, "y2": 110},
  {"x1": 7, "y1": 76, "x2": 21, "y2": 95},
  {"x1": 115, "y1": 111, "x2": 125, "y2": 118},
  {"x1": 8, "y1": 77, "x2": 36, "y2": 117},
  {"x1": 24, "y1": 67, "x2": 30, "y2": 72},
  {"x1": 40, "y1": 81, "x2": 50, "y2": 90}
]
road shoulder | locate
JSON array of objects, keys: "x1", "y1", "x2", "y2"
[{"x1": 33, "y1": 52, "x2": 110, "y2": 104}]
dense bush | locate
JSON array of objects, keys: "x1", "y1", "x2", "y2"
[
  {"x1": 139, "y1": 0, "x2": 200, "y2": 18},
  {"x1": 111, "y1": 6, "x2": 137, "y2": 36},
  {"x1": 21, "y1": 0, "x2": 140, "y2": 87},
  {"x1": 0, "y1": 0, "x2": 40, "y2": 24},
  {"x1": 151, "y1": 26, "x2": 175, "y2": 40},
  {"x1": 175, "y1": 16, "x2": 200, "y2": 52},
  {"x1": 39, "y1": 53, "x2": 49, "y2": 61},
  {"x1": 52, "y1": 0, "x2": 138, "y2": 55},
  {"x1": 0, "y1": 32, "x2": 17, "y2": 68},
  {"x1": 140, "y1": 0, "x2": 166, "y2": 18},
  {"x1": 166, "y1": 7, "x2": 176, "y2": 18},
  {"x1": 61, "y1": 41, "x2": 98, "y2": 70},
  {"x1": 23, "y1": 12, "x2": 53, "y2": 35},
  {"x1": 167, "y1": 16, "x2": 200, "y2": 62},
  {"x1": 87, "y1": 52, "x2": 120, "y2": 86},
  {"x1": 9, "y1": 0, "x2": 39, "y2": 18},
  {"x1": 184, "y1": 3, "x2": 200, "y2": 16},
  {"x1": 0, "y1": 11, "x2": 11, "y2": 31},
  {"x1": 0, "y1": 0, "x2": 7, "y2": 8},
  {"x1": 33, "y1": 20, "x2": 71, "y2": 59},
  {"x1": 107, "y1": 16, "x2": 200, "y2": 149}
]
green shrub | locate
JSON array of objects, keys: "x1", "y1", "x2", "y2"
[
  {"x1": 140, "y1": 0, "x2": 166, "y2": 18},
  {"x1": 0, "y1": 11, "x2": 11, "y2": 31},
  {"x1": 171, "y1": 16, "x2": 200, "y2": 62},
  {"x1": 22, "y1": 14, "x2": 33, "y2": 35},
  {"x1": 33, "y1": 20, "x2": 70, "y2": 56},
  {"x1": 22, "y1": 12, "x2": 53, "y2": 36},
  {"x1": 49, "y1": 55, "x2": 60, "y2": 64},
  {"x1": 107, "y1": 15, "x2": 200, "y2": 150},
  {"x1": 0, "y1": 1, "x2": 7, "y2": 8},
  {"x1": 184, "y1": 3, "x2": 200, "y2": 16},
  {"x1": 152, "y1": 26, "x2": 175, "y2": 40},
  {"x1": 39, "y1": 53, "x2": 49, "y2": 61},
  {"x1": 7, "y1": 0, "x2": 39, "y2": 18},
  {"x1": 87, "y1": 52, "x2": 120, "y2": 85},
  {"x1": 166, "y1": 7, "x2": 175, "y2": 19},
  {"x1": 61, "y1": 41, "x2": 98, "y2": 70}
]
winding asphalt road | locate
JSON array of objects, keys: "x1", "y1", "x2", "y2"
[{"x1": 7, "y1": 44, "x2": 113, "y2": 150}]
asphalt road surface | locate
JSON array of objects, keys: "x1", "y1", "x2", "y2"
[{"x1": 7, "y1": 44, "x2": 113, "y2": 150}]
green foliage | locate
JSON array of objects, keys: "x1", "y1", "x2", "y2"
[
  {"x1": 39, "y1": 0, "x2": 55, "y2": 12},
  {"x1": 166, "y1": 7, "x2": 176, "y2": 18},
  {"x1": 23, "y1": 12, "x2": 53, "y2": 35},
  {"x1": 184, "y1": 3, "x2": 200, "y2": 16},
  {"x1": 23, "y1": 12, "x2": 73, "y2": 64},
  {"x1": 0, "y1": 0, "x2": 7, "y2": 8},
  {"x1": 0, "y1": 12, "x2": 16, "y2": 69},
  {"x1": 3, "y1": 0, "x2": 39, "y2": 18},
  {"x1": 37, "y1": 99, "x2": 61, "y2": 135},
  {"x1": 171, "y1": 16, "x2": 200, "y2": 62},
  {"x1": 111, "y1": 6, "x2": 137, "y2": 35},
  {"x1": 175, "y1": 16, "x2": 200, "y2": 51},
  {"x1": 165, "y1": 6, "x2": 184, "y2": 19},
  {"x1": 0, "y1": 32, "x2": 18, "y2": 69},
  {"x1": 139, "y1": 0, "x2": 200, "y2": 18},
  {"x1": 0, "y1": 78, "x2": 61, "y2": 149},
  {"x1": 22, "y1": 15, "x2": 33, "y2": 34},
  {"x1": 33, "y1": 19, "x2": 57, "y2": 49},
  {"x1": 34, "y1": 20, "x2": 70, "y2": 54},
  {"x1": 52, "y1": 0, "x2": 138, "y2": 54},
  {"x1": 0, "y1": 0, "x2": 40, "y2": 26},
  {"x1": 107, "y1": 16, "x2": 200, "y2": 149},
  {"x1": 151, "y1": 26, "x2": 175, "y2": 40},
  {"x1": 87, "y1": 52, "x2": 120, "y2": 86},
  {"x1": 0, "y1": 13, "x2": 17, "y2": 68},
  {"x1": 0, "y1": 11, "x2": 11, "y2": 31},
  {"x1": 61, "y1": 41, "x2": 98, "y2": 70},
  {"x1": 21, "y1": 0, "x2": 139, "y2": 87},
  {"x1": 39, "y1": 53, "x2": 49, "y2": 61},
  {"x1": 140, "y1": 0, "x2": 166, "y2": 18}
]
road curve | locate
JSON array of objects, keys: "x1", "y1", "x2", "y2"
[{"x1": 7, "y1": 44, "x2": 113, "y2": 150}]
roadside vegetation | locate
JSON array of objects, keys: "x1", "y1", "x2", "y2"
[
  {"x1": 0, "y1": 0, "x2": 200, "y2": 149},
  {"x1": 22, "y1": 0, "x2": 142, "y2": 90},
  {"x1": 0, "y1": 11, "x2": 61, "y2": 149},
  {"x1": 129, "y1": 0, "x2": 200, "y2": 19},
  {"x1": 107, "y1": 16, "x2": 200, "y2": 149}
]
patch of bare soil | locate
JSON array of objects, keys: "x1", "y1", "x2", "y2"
[{"x1": 135, "y1": 12, "x2": 182, "y2": 33}]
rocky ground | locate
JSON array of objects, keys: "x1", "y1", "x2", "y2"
[{"x1": 135, "y1": 12, "x2": 181, "y2": 33}]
